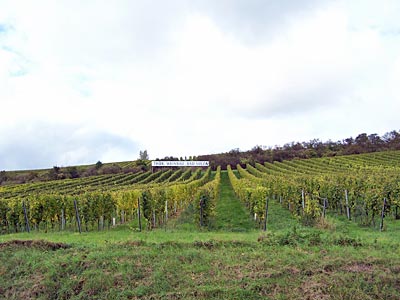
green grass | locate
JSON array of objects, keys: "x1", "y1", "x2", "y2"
[
  {"x1": 211, "y1": 171, "x2": 255, "y2": 231},
  {"x1": 2, "y1": 178, "x2": 400, "y2": 299},
  {"x1": 1, "y1": 228, "x2": 400, "y2": 300}
]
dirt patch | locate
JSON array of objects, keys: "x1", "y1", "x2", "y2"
[
  {"x1": 390, "y1": 265, "x2": 400, "y2": 274},
  {"x1": 193, "y1": 240, "x2": 216, "y2": 249},
  {"x1": 3, "y1": 274, "x2": 47, "y2": 299},
  {"x1": 73, "y1": 278, "x2": 86, "y2": 295},
  {"x1": 300, "y1": 281, "x2": 331, "y2": 300},
  {"x1": 0, "y1": 239, "x2": 70, "y2": 251},
  {"x1": 121, "y1": 240, "x2": 145, "y2": 247},
  {"x1": 343, "y1": 263, "x2": 373, "y2": 273},
  {"x1": 27, "y1": 274, "x2": 47, "y2": 298},
  {"x1": 288, "y1": 267, "x2": 301, "y2": 275}
]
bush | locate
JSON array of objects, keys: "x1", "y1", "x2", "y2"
[{"x1": 100, "y1": 164, "x2": 122, "y2": 175}]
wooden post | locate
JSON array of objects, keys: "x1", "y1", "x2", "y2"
[
  {"x1": 165, "y1": 200, "x2": 168, "y2": 222},
  {"x1": 199, "y1": 196, "x2": 205, "y2": 227},
  {"x1": 279, "y1": 196, "x2": 282, "y2": 204},
  {"x1": 301, "y1": 190, "x2": 305, "y2": 212},
  {"x1": 340, "y1": 198, "x2": 343, "y2": 215},
  {"x1": 380, "y1": 198, "x2": 387, "y2": 232},
  {"x1": 345, "y1": 190, "x2": 350, "y2": 220},
  {"x1": 263, "y1": 197, "x2": 269, "y2": 231},
  {"x1": 74, "y1": 200, "x2": 82, "y2": 234},
  {"x1": 100, "y1": 216, "x2": 104, "y2": 230},
  {"x1": 22, "y1": 201, "x2": 30, "y2": 233},
  {"x1": 200, "y1": 199, "x2": 203, "y2": 227},
  {"x1": 61, "y1": 208, "x2": 65, "y2": 230},
  {"x1": 137, "y1": 197, "x2": 142, "y2": 232}
]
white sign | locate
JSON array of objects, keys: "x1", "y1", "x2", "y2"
[{"x1": 151, "y1": 161, "x2": 209, "y2": 167}]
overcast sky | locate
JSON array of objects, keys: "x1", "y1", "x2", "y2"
[{"x1": 1, "y1": 0, "x2": 400, "y2": 170}]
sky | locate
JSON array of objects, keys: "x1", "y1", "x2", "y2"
[{"x1": 1, "y1": 0, "x2": 400, "y2": 170}]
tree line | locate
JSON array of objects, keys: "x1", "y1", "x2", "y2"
[
  {"x1": 0, "y1": 161, "x2": 146, "y2": 186},
  {"x1": 197, "y1": 130, "x2": 400, "y2": 170},
  {"x1": 2, "y1": 130, "x2": 400, "y2": 184}
]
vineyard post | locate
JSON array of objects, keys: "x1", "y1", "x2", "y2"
[
  {"x1": 137, "y1": 197, "x2": 142, "y2": 232},
  {"x1": 263, "y1": 196, "x2": 269, "y2": 231},
  {"x1": 380, "y1": 198, "x2": 387, "y2": 232},
  {"x1": 345, "y1": 190, "x2": 351, "y2": 220},
  {"x1": 165, "y1": 200, "x2": 168, "y2": 222},
  {"x1": 200, "y1": 198, "x2": 203, "y2": 227},
  {"x1": 61, "y1": 208, "x2": 65, "y2": 231},
  {"x1": 165, "y1": 200, "x2": 168, "y2": 232},
  {"x1": 279, "y1": 196, "x2": 282, "y2": 204},
  {"x1": 323, "y1": 198, "x2": 327, "y2": 218},
  {"x1": 301, "y1": 190, "x2": 305, "y2": 214},
  {"x1": 99, "y1": 215, "x2": 104, "y2": 231},
  {"x1": 339, "y1": 198, "x2": 343, "y2": 215},
  {"x1": 22, "y1": 200, "x2": 30, "y2": 233},
  {"x1": 73, "y1": 200, "x2": 82, "y2": 234},
  {"x1": 199, "y1": 195, "x2": 205, "y2": 227}
]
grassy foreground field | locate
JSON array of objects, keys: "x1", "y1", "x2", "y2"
[{"x1": 1, "y1": 172, "x2": 400, "y2": 299}]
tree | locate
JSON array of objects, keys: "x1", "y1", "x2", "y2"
[
  {"x1": 66, "y1": 166, "x2": 79, "y2": 179},
  {"x1": 49, "y1": 166, "x2": 61, "y2": 180},
  {"x1": 368, "y1": 133, "x2": 383, "y2": 151},
  {"x1": 0, "y1": 170, "x2": 7, "y2": 184},
  {"x1": 95, "y1": 161, "x2": 103, "y2": 170},
  {"x1": 139, "y1": 150, "x2": 149, "y2": 160},
  {"x1": 383, "y1": 130, "x2": 400, "y2": 150},
  {"x1": 355, "y1": 133, "x2": 369, "y2": 147},
  {"x1": 250, "y1": 145, "x2": 264, "y2": 155},
  {"x1": 136, "y1": 150, "x2": 150, "y2": 171}
]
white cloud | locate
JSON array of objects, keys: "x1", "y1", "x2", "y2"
[{"x1": 0, "y1": 0, "x2": 400, "y2": 169}]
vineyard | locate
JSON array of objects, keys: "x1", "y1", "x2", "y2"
[
  {"x1": 0, "y1": 165, "x2": 223, "y2": 233},
  {"x1": 2, "y1": 151, "x2": 400, "y2": 299},
  {"x1": 227, "y1": 150, "x2": 400, "y2": 230},
  {"x1": 2, "y1": 151, "x2": 400, "y2": 235}
]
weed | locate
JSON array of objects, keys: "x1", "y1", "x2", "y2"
[{"x1": 332, "y1": 235, "x2": 363, "y2": 247}]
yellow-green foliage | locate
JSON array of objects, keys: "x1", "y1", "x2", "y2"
[
  {"x1": 194, "y1": 166, "x2": 221, "y2": 227},
  {"x1": 238, "y1": 156, "x2": 400, "y2": 226},
  {"x1": 0, "y1": 168, "x2": 214, "y2": 233},
  {"x1": 227, "y1": 165, "x2": 268, "y2": 221}
]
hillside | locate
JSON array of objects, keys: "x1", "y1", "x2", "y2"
[
  {"x1": 2, "y1": 130, "x2": 399, "y2": 186},
  {"x1": 1, "y1": 150, "x2": 400, "y2": 298}
]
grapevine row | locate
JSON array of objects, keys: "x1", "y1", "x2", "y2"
[{"x1": 0, "y1": 168, "x2": 212, "y2": 233}]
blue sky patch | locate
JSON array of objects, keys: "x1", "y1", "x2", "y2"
[
  {"x1": 0, "y1": 24, "x2": 8, "y2": 33},
  {"x1": 9, "y1": 68, "x2": 27, "y2": 77}
]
